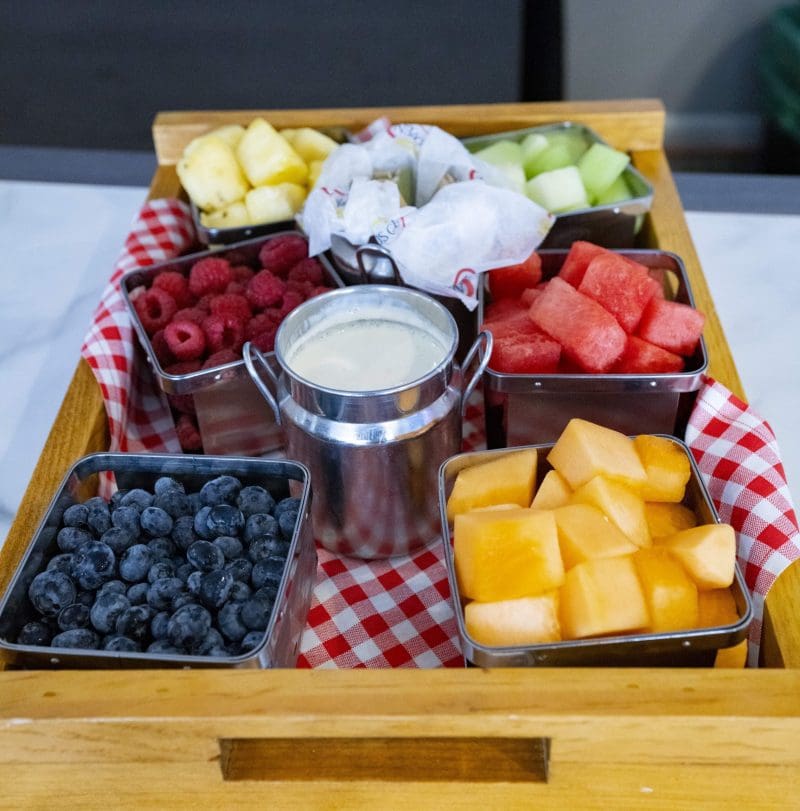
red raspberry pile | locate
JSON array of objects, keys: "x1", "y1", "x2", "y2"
[{"x1": 131, "y1": 233, "x2": 335, "y2": 452}]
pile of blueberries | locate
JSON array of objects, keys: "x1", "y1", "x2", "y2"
[{"x1": 16, "y1": 474, "x2": 300, "y2": 658}]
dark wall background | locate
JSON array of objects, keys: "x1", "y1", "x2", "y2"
[{"x1": 0, "y1": 0, "x2": 540, "y2": 150}]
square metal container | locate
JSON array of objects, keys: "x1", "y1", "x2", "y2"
[
  {"x1": 462, "y1": 122, "x2": 654, "y2": 249},
  {"x1": 0, "y1": 452, "x2": 316, "y2": 669},
  {"x1": 438, "y1": 438, "x2": 753, "y2": 668},
  {"x1": 121, "y1": 231, "x2": 345, "y2": 455},
  {"x1": 482, "y1": 249, "x2": 708, "y2": 449}
]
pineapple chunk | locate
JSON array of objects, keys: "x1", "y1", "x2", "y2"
[
  {"x1": 531, "y1": 470, "x2": 572, "y2": 510},
  {"x1": 200, "y1": 201, "x2": 251, "y2": 230},
  {"x1": 633, "y1": 547, "x2": 699, "y2": 632},
  {"x1": 657, "y1": 524, "x2": 736, "y2": 590},
  {"x1": 177, "y1": 135, "x2": 249, "y2": 212},
  {"x1": 571, "y1": 475, "x2": 651, "y2": 548},
  {"x1": 245, "y1": 184, "x2": 306, "y2": 225},
  {"x1": 554, "y1": 503, "x2": 637, "y2": 569},
  {"x1": 237, "y1": 118, "x2": 308, "y2": 187},
  {"x1": 307, "y1": 159, "x2": 325, "y2": 188},
  {"x1": 633, "y1": 434, "x2": 692, "y2": 502},
  {"x1": 454, "y1": 508, "x2": 563, "y2": 602},
  {"x1": 279, "y1": 127, "x2": 298, "y2": 145},
  {"x1": 207, "y1": 124, "x2": 246, "y2": 150},
  {"x1": 645, "y1": 502, "x2": 698, "y2": 538},
  {"x1": 446, "y1": 449, "x2": 538, "y2": 521},
  {"x1": 465, "y1": 593, "x2": 561, "y2": 647},
  {"x1": 291, "y1": 127, "x2": 339, "y2": 163}
]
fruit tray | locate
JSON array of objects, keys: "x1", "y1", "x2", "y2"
[{"x1": 1, "y1": 101, "x2": 799, "y2": 807}]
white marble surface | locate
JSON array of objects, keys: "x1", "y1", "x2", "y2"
[{"x1": 0, "y1": 182, "x2": 798, "y2": 549}]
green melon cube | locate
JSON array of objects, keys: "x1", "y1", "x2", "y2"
[
  {"x1": 578, "y1": 143, "x2": 631, "y2": 200},
  {"x1": 495, "y1": 162, "x2": 527, "y2": 193},
  {"x1": 526, "y1": 131, "x2": 588, "y2": 176},
  {"x1": 594, "y1": 174, "x2": 632, "y2": 206},
  {"x1": 526, "y1": 166, "x2": 590, "y2": 214},
  {"x1": 520, "y1": 133, "x2": 548, "y2": 176},
  {"x1": 473, "y1": 140, "x2": 523, "y2": 168}
]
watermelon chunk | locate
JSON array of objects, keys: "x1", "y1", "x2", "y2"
[
  {"x1": 613, "y1": 335, "x2": 685, "y2": 373},
  {"x1": 483, "y1": 298, "x2": 528, "y2": 323},
  {"x1": 489, "y1": 331, "x2": 561, "y2": 374},
  {"x1": 578, "y1": 253, "x2": 660, "y2": 333},
  {"x1": 488, "y1": 251, "x2": 543, "y2": 300},
  {"x1": 520, "y1": 286, "x2": 544, "y2": 307},
  {"x1": 637, "y1": 298, "x2": 705, "y2": 356},
  {"x1": 482, "y1": 312, "x2": 540, "y2": 341},
  {"x1": 558, "y1": 241, "x2": 612, "y2": 287},
  {"x1": 528, "y1": 277, "x2": 627, "y2": 372}
]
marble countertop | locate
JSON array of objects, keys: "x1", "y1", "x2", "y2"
[{"x1": 0, "y1": 177, "x2": 798, "y2": 546}]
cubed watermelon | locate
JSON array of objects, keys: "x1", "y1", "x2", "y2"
[
  {"x1": 520, "y1": 286, "x2": 544, "y2": 307},
  {"x1": 637, "y1": 298, "x2": 705, "y2": 356},
  {"x1": 528, "y1": 277, "x2": 627, "y2": 372},
  {"x1": 613, "y1": 335, "x2": 685, "y2": 373},
  {"x1": 489, "y1": 331, "x2": 561, "y2": 374},
  {"x1": 488, "y1": 251, "x2": 543, "y2": 300},
  {"x1": 578, "y1": 253, "x2": 661, "y2": 333},
  {"x1": 558, "y1": 241, "x2": 611, "y2": 287},
  {"x1": 483, "y1": 298, "x2": 528, "y2": 323},
  {"x1": 482, "y1": 312, "x2": 540, "y2": 341}
]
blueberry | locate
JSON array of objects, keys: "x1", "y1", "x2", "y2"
[
  {"x1": 204, "y1": 645, "x2": 230, "y2": 657},
  {"x1": 217, "y1": 601, "x2": 248, "y2": 642},
  {"x1": 225, "y1": 557, "x2": 252, "y2": 583},
  {"x1": 240, "y1": 593, "x2": 274, "y2": 630},
  {"x1": 154, "y1": 476, "x2": 185, "y2": 496},
  {"x1": 115, "y1": 604, "x2": 152, "y2": 643},
  {"x1": 154, "y1": 490, "x2": 191, "y2": 519},
  {"x1": 193, "y1": 506, "x2": 215, "y2": 540},
  {"x1": 147, "y1": 560, "x2": 177, "y2": 583},
  {"x1": 120, "y1": 488, "x2": 153, "y2": 511},
  {"x1": 171, "y1": 515, "x2": 197, "y2": 551},
  {"x1": 198, "y1": 570, "x2": 234, "y2": 609},
  {"x1": 186, "y1": 570, "x2": 203, "y2": 595},
  {"x1": 186, "y1": 540, "x2": 224, "y2": 572},
  {"x1": 16, "y1": 620, "x2": 52, "y2": 646},
  {"x1": 119, "y1": 544, "x2": 154, "y2": 583},
  {"x1": 57, "y1": 603, "x2": 91, "y2": 631},
  {"x1": 205, "y1": 504, "x2": 245, "y2": 538},
  {"x1": 147, "y1": 639, "x2": 180, "y2": 654},
  {"x1": 146, "y1": 577, "x2": 184, "y2": 611},
  {"x1": 229, "y1": 580, "x2": 252, "y2": 602},
  {"x1": 237, "y1": 485, "x2": 275, "y2": 518},
  {"x1": 111, "y1": 505, "x2": 141, "y2": 536},
  {"x1": 75, "y1": 590, "x2": 96, "y2": 607},
  {"x1": 90, "y1": 591, "x2": 130, "y2": 634},
  {"x1": 213, "y1": 535, "x2": 243, "y2": 560},
  {"x1": 167, "y1": 604, "x2": 212, "y2": 650},
  {"x1": 243, "y1": 513, "x2": 279, "y2": 544},
  {"x1": 126, "y1": 581, "x2": 150, "y2": 605},
  {"x1": 186, "y1": 492, "x2": 204, "y2": 513},
  {"x1": 151, "y1": 610, "x2": 170, "y2": 640},
  {"x1": 100, "y1": 527, "x2": 133, "y2": 555},
  {"x1": 46, "y1": 552, "x2": 74, "y2": 575},
  {"x1": 63, "y1": 503, "x2": 90, "y2": 529},
  {"x1": 241, "y1": 630, "x2": 266, "y2": 652},
  {"x1": 247, "y1": 535, "x2": 284, "y2": 563},
  {"x1": 57, "y1": 526, "x2": 92, "y2": 553},
  {"x1": 98, "y1": 579, "x2": 127, "y2": 597},
  {"x1": 196, "y1": 628, "x2": 225, "y2": 655},
  {"x1": 251, "y1": 555, "x2": 285, "y2": 592},
  {"x1": 84, "y1": 498, "x2": 112, "y2": 536},
  {"x1": 140, "y1": 506, "x2": 173, "y2": 538},
  {"x1": 71, "y1": 541, "x2": 116, "y2": 590},
  {"x1": 278, "y1": 509, "x2": 299, "y2": 541},
  {"x1": 102, "y1": 635, "x2": 140, "y2": 652},
  {"x1": 171, "y1": 593, "x2": 196, "y2": 612},
  {"x1": 28, "y1": 571, "x2": 76, "y2": 616},
  {"x1": 200, "y1": 475, "x2": 241, "y2": 507},
  {"x1": 51, "y1": 628, "x2": 99, "y2": 649},
  {"x1": 109, "y1": 489, "x2": 127, "y2": 510},
  {"x1": 147, "y1": 536, "x2": 177, "y2": 560},
  {"x1": 175, "y1": 562, "x2": 194, "y2": 583},
  {"x1": 274, "y1": 497, "x2": 301, "y2": 520}
]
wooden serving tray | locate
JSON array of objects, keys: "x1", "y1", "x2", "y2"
[{"x1": 2, "y1": 100, "x2": 799, "y2": 808}]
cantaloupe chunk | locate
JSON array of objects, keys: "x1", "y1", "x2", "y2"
[
  {"x1": 465, "y1": 593, "x2": 561, "y2": 646},
  {"x1": 645, "y1": 502, "x2": 698, "y2": 538},
  {"x1": 571, "y1": 475, "x2": 651, "y2": 548},
  {"x1": 657, "y1": 524, "x2": 736, "y2": 590},
  {"x1": 454, "y1": 508, "x2": 564, "y2": 602},
  {"x1": 531, "y1": 470, "x2": 572, "y2": 509},
  {"x1": 633, "y1": 435, "x2": 692, "y2": 502},
  {"x1": 697, "y1": 588, "x2": 747, "y2": 668},
  {"x1": 559, "y1": 555, "x2": 649, "y2": 639},
  {"x1": 633, "y1": 547, "x2": 698, "y2": 632},
  {"x1": 446, "y1": 449, "x2": 538, "y2": 521},
  {"x1": 547, "y1": 418, "x2": 647, "y2": 491},
  {"x1": 553, "y1": 504, "x2": 638, "y2": 569}
]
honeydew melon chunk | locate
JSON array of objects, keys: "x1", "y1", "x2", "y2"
[
  {"x1": 578, "y1": 142, "x2": 631, "y2": 200},
  {"x1": 465, "y1": 593, "x2": 561, "y2": 646},
  {"x1": 594, "y1": 174, "x2": 632, "y2": 206},
  {"x1": 525, "y1": 166, "x2": 589, "y2": 214},
  {"x1": 526, "y1": 130, "x2": 588, "y2": 175},
  {"x1": 520, "y1": 133, "x2": 549, "y2": 177},
  {"x1": 473, "y1": 139, "x2": 523, "y2": 167}
]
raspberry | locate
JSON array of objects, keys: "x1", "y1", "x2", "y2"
[
  {"x1": 258, "y1": 235, "x2": 308, "y2": 277},
  {"x1": 172, "y1": 307, "x2": 206, "y2": 326},
  {"x1": 189, "y1": 257, "x2": 232, "y2": 297},
  {"x1": 246, "y1": 270, "x2": 286, "y2": 309},
  {"x1": 288, "y1": 258, "x2": 324, "y2": 286},
  {"x1": 246, "y1": 311, "x2": 283, "y2": 340},
  {"x1": 164, "y1": 360, "x2": 202, "y2": 376},
  {"x1": 279, "y1": 289, "x2": 304, "y2": 318},
  {"x1": 195, "y1": 294, "x2": 215, "y2": 312},
  {"x1": 285, "y1": 279, "x2": 314, "y2": 300},
  {"x1": 164, "y1": 320, "x2": 206, "y2": 361},
  {"x1": 150, "y1": 329, "x2": 176, "y2": 366},
  {"x1": 311, "y1": 285, "x2": 335, "y2": 298},
  {"x1": 250, "y1": 328, "x2": 277, "y2": 353},
  {"x1": 225, "y1": 281, "x2": 247, "y2": 296},
  {"x1": 210, "y1": 293, "x2": 252, "y2": 323},
  {"x1": 202, "y1": 313, "x2": 245, "y2": 354},
  {"x1": 167, "y1": 391, "x2": 196, "y2": 416},
  {"x1": 230, "y1": 265, "x2": 255, "y2": 283},
  {"x1": 202, "y1": 349, "x2": 239, "y2": 369},
  {"x1": 152, "y1": 271, "x2": 192, "y2": 307},
  {"x1": 134, "y1": 288, "x2": 177, "y2": 335},
  {"x1": 176, "y1": 413, "x2": 203, "y2": 452}
]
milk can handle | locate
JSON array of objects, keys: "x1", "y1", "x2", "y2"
[
  {"x1": 460, "y1": 329, "x2": 493, "y2": 415},
  {"x1": 355, "y1": 244, "x2": 402, "y2": 284},
  {"x1": 242, "y1": 341, "x2": 282, "y2": 424}
]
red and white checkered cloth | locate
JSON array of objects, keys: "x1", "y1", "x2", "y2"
[{"x1": 82, "y1": 200, "x2": 799, "y2": 668}]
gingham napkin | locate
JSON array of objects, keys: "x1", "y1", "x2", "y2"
[{"x1": 81, "y1": 200, "x2": 799, "y2": 668}]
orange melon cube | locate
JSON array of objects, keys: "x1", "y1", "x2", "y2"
[
  {"x1": 464, "y1": 593, "x2": 561, "y2": 646},
  {"x1": 645, "y1": 502, "x2": 698, "y2": 538},
  {"x1": 571, "y1": 475, "x2": 651, "y2": 548},
  {"x1": 657, "y1": 524, "x2": 736, "y2": 590},
  {"x1": 714, "y1": 640, "x2": 748, "y2": 668},
  {"x1": 531, "y1": 469, "x2": 572, "y2": 509},
  {"x1": 546, "y1": 418, "x2": 647, "y2": 491},
  {"x1": 559, "y1": 555, "x2": 650, "y2": 639},
  {"x1": 553, "y1": 503, "x2": 637, "y2": 569},
  {"x1": 633, "y1": 547, "x2": 698, "y2": 632},
  {"x1": 454, "y1": 508, "x2": 564, "y2": 602},
  {"x1": 446, "y1": 449, "x2": 538, "y2": 521},
  {"x1": 633, "y1": 434, "x2": 692, "y2": 502},
  {"x1": 697, "y1": 588, "x2": 747, "y2": 668}
]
